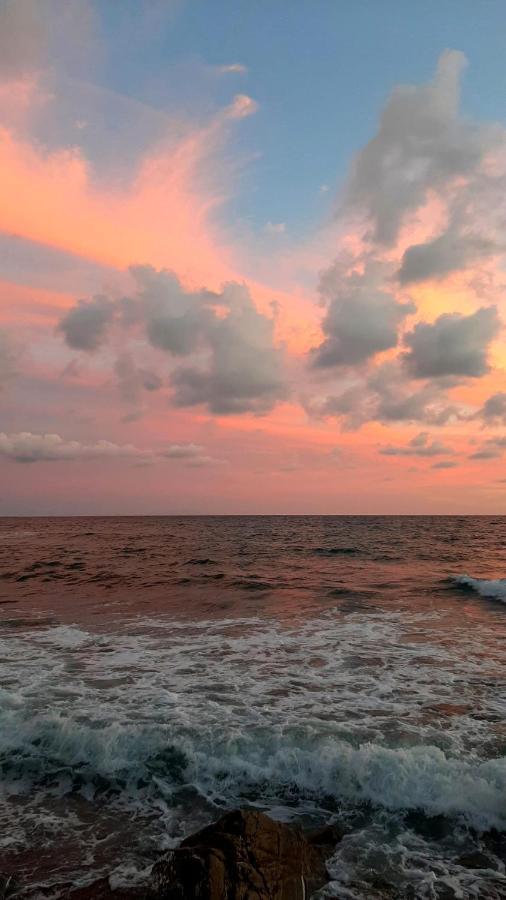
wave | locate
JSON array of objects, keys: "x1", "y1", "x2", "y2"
[
  {"x1": 1, "y1": 709, "x2": 505, "y2": 832},
  {"x1": 452, "y1": 575, "x2": 506, "y2": 604},
  {"x1": 312, "y1": 547, "x2": 361, "y2": 556}
]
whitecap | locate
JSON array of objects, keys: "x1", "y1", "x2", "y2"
[{"x1": 453, "y1": 575, "x2": 506, "y2": 604}]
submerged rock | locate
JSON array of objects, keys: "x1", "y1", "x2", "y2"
[{"x1": 153, "y1": 808, "x2": 338, "y2": 899}]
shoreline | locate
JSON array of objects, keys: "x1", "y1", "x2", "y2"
[{"x1": 3, "y1": 808, "x2": 506, "y2": 899}]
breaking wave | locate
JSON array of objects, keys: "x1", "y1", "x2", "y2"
[
  {"x1": 452, "y1": 575, "x2": 506, "y2": 604},
  {"x1": 1, "y1": 708, "x2": 505, "y2": 833}
]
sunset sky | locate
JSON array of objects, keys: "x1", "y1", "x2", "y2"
[{"x1": 0, "y1": 0, "x2": 505, "y2": 514}]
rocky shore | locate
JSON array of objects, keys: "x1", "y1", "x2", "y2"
[
  {"x1": 3, "y1": 809, "x2": 505, "y2": 899},
  {"x1": 2, "y1": 810, "x2": 345, "y2": 899}
]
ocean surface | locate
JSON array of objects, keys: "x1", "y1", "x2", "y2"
[{"x1": 0, "y1": 515, "x2": 505, "y2": 899}]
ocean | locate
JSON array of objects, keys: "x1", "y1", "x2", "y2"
[{"x1": 0, "y1": 515, "x2": 505, "y2": 899}]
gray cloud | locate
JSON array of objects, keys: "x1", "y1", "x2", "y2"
[
  {"x1": 185, "y1": 454, "x2": 228, "y2": 468},
  {"x1": 0, "y1": 432, "x2": 147, "y2": 464},
  {"x1": 469, "y1": 448, "x2": 499, "y2": 460},
  {"x1": 0, "y1": 432, "x2": 222, "y2": 466},
  {"x1": 432, "y1": 460, "x2": 458, "y2": 469},
  {"x1": 346, "y1": 50, "x2": 495, "y2": 245},
  {"x1": 308, "y1": 51, "x2": 504, "y2": 440},
  {"x1": 161, "y1": 443, "x2": 203, "y2": 459},
  {"x1": 368, "y1": 363, "x2": 460, "y2": 425},
  {"x1": 403, "y1": 306, "x2": 500, "y2": 378},
  {"x1": 478, "y1": 392, "x2": 506, "y2": 426},
  {"x1": 128, "y1": 267, "x2": 286, "y2": 414},
  {"x1": 380, "y1": 432, "x2": 452, "y2": 458},
  {"x1": 160, "y1": 443, "x2": 225, "y2": 467},
  {"x1": 311, "y1": 264, "x2": 415, "y2": 368},
  {"x1": 114, "y1": 352, "x2": 163, "y2": 404},
  {"x1": 375, "y1": 386, "x2": 457, "y2": 426},
  {"x1": 318, "y1": 360, "x2": 461, "y2": 430},
  {"x1": 0, "y1": 329, "x2": 17, "y2": 390},
  {"x1": 469, "y1": 436, "x2": 506, "y2": 459},
  {"x1": 58, "y1": 295, "x2": 115, "y2": 351},
  {"x1": 398, "y1": 232, "x2": 496, "y2": 284},
  {"x1": 131, "y1": 267, "x2": 214, "y2": 357},
  {"x1": 58, "y1": 268, "x2": 286, "y2": 415}
]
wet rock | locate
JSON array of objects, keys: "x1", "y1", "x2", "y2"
[
  {"x1": 456, "y1": 850, "x2": 498, "y2": 870},
  {"x1": 404, "y1": 811, "x2": 453, "y2": 841},
  {"x1": 434, "y1": 886, "x2": 458, "y2": 900},
  {"x1": 153, "y1": 808, "x2": 337, "y2": 899},
  {"x1": 305, "y1": 823, "x2": 347, "y2": 852},
  {"x1": 482, "y1": 828, "x2": 506, "y2": 866},
  {"x1": 0, "y1": 874, "x2": 19, "y2": 899}
]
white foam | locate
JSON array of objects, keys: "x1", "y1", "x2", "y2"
[
  {"x1": 1, "y1": 696, "x2": 506, "y2": 830},
  {"x1": 1, "y1": 607, "x2": 506, "y2": 889},
  {"x1": 324, "y1": 823, "x2": 506, "y2": 899},
  {"x1": 453, "y1": 575, "x2": 506, "y2": 603}
]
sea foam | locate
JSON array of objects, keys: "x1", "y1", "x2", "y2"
[
  {"x1": 1, "y1": 705, "x2": 506, "y2": 832},
  {"x1": 453, "y1": 575, "x2": 506, "y2": 603}
]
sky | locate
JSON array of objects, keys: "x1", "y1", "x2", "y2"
[{"x1": 0, "y1": 0, "x2": 505, "y2": 515}]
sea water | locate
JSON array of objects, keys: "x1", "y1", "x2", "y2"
[{"x1": 0, "y1": 516, "x2": 505, "y2": 898}]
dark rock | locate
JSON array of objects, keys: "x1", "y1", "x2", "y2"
[
  {"x1": 306, "y1": 823, "x2": 348, "y2": 851},
  {"x1": 404, "y1": 811, "x2": 453, "y2": 841},
  {"x1": 456, "y1": 850, "x2": 498, "y2": 870},
  {"x1": 0, "y1": 874, "x2": 20, "y2": 899},
  {"x1": 153, "y1": 808, "x2": 338, "y2": 899},
  {"x1": 434, "y1": 885, "x2": 458, "y2": 900},
  {"x1": 482, "y1": 828, "x2": 506, "y2": 866}
]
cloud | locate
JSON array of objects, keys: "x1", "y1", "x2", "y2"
[
  {"x1": 134, "y1": 267, "x2": 287, "y2": 413},
  {"x1": 218, "y1": 63, "x2": 248, "y2": 75},
  {"x1": 345, "y1": 50, "x2": 496, "y2": 245},
  {"x1": 0, "y1": 432, "x2": 223, "y2": 466},
  {"x1": 161, "y1": 443, "x2": 203, "y2": 459},
  {"x1": 469, "y1": 445, "x2": 504, "y2": 460},
  {"x1": 185, "y1": 454, "x2": 227, "y2": 467},
  {"x1": 0, "y1": 89, "x2": 242, "y2": 286},
  {"x1": 380, "y1": 432, "x2": 452, "y2": 457},
  {"x1": 58, "y1": 267, "x2": 287, "y2": 415},
  {"x1": 265, "y1": 222, "x2": 286, "y2": 235},
  {"x1": 58, "y1": 295, "x2": 115, "y2": 351},
  {"x1": 478, "y1": 392, "x2": 506, "y2": 426},
  {"x1": 308, "y1": 49, "x2": 506, "y2": 439},
  {"x1": 318, "y1": 360, "x2": 461, "y2": 430},
  {"x1": 161, "y1": 444, "x2": 226, "y2": 467},
  {"x1": 170, "y1": 311, "x2": 286, "y2": 414},
  {"x1": 0, "y1": 329, "x2": 17, "y2": 389},
  {"x1": 469, "y1": 436, "x2": 506, "y2": 459},
  {"x1": 225, "y1": 94, "x2": 258, "y2": 120},
  {"x1": 372, "y1": 375, "x2": 458, "y2": 426},
  {"x1": 132, "y1": 266, "x2": 213, "y2": 357},
  {"x1": 403, "y1": 307, "x2": 500, "y2": 378},
  {"x1": 0, "y1": 432, "x2": 147, "y2": 463},
  {"x1": 114, "y1": 352, "x2": 163, "y2": 404},
  {"x1": 432, "y1": 460, "x2": 458, "y2": 469},
  {"x1": 311, "y1": 263, "x2": 415, "y2": 368},
  {"x1": 398, "y1": 232, "x2": 496, "y2": 284}
]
